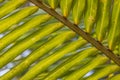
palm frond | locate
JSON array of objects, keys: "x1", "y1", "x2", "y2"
[{"x1": 0, "y1": 0, "x2": 120, "y2": 80}]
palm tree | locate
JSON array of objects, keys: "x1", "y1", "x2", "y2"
[{"x1": 0, "y1": 0, "x2": 120, "y2": 80}]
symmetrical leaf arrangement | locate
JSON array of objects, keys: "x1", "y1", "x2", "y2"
[{"x1": 0, "y1": 0, "x2": 120, "y2": 80}]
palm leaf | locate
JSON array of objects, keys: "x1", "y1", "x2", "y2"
[{"x1": 0, "y1": 0, "x2": 120, "y2": 80}]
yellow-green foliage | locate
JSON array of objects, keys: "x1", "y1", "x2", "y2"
[{"x1": 0, "y1": 0, "x2": 120, "y2": 80}]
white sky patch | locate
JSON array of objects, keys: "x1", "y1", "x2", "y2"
[
  {"x1": 0, "y1": 34, "x2": 4, "y2": 38},
  {"x1": 22, "y1": 49, "x2": 31, "y2": 57},
  {"x1": 0, "y1": 69, "x2": 10, "y2": 76}
]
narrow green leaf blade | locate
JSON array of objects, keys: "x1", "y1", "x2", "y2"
[
  {"x1": 48, "y1": 0, "x2": 59, "y2": 9},
  {"x1": 110, "y1": 74, "x2": 120, "y2": 80},
  {"x1": 60, "y1": 0, "x2": 73, "y2": 17},
  {"x1": 64, "y1": 55, "x2": 108, "y2": 80},
  {"x1": 108, "y1": 0, "x2": 120, "y2": 50},
  {"x1": 86, "y1": 65, "x2": 120, "y2": 80},
  {"x1": 0, "y1": 6, "x2": 38, "y2": 33},
  {"x1": 0, "y1": 14, "x2": 51, "y2": 51},
  {"x1": 0, "y1": 0, "x2": 26, "y2": 18},
  {"x1": 44, "y1": 48, "x2": 97, "y2": 80},
  {"x1": 96, "y1": 0, "x2": 111, "y2": 41},
  {"x1": 84, "y1": 0, "x2": 98, "y2": 33},
  {"x1": 72, "y1": 0, "x2": 86, "y2": 25}
]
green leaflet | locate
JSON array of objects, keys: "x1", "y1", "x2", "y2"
[
  {"x1": 20, "y1": 39, "x2": 87, "y2": 80},
  {"x1": 0, "y1": 22, "x2": 63, "y2": 68},
  {"x1": 35, "y1": 73, "x2": 49, "y2": 80},
  {"x1": 72, "y1": 0, "x2": 86, "y2": 25},
  {"x1": 84, "y1": 0, "x2": 98, "y2": 33},
  {"x1": 63, "y1": 55, "x2": 108, "y2": 80},
  {"x1": 110, "y1": 74, "x2": 120, "y2": 80},
  {"x1": 60, "y1": 0, "x2": 73, "y2": 17},
  {"x1": 48, "y1": 0, "x2": 59, "y2": 9},
  {"x1": 44, "y1": 48, "x2": 97, "y2": 80},
  {"x1": 0, "y1": 14, "x2": 51, "y2": 51},
  {"x1": 0, "y1": 31, "x2": 76, "y2": 80},
  {"x1": 0, "y1": 6, "x2": 38, "y2": 33},
  {"x1": 0, "y1": 0, "x2": 26, "y2": 18},
  {"x1": 108, "y1": 0, "x2": 120, "y2": 50},
  {"x1": 85, "y1": 65, "x2": 120, "y2": 80},
  {"x1": 96, "y1": 0, "x2": 111, "y2": 41}
]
